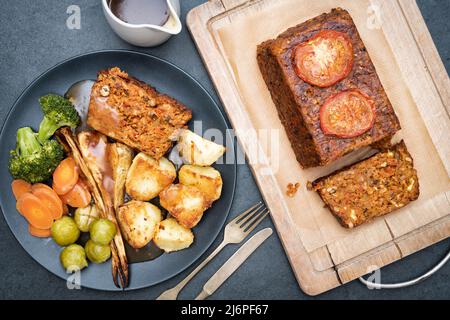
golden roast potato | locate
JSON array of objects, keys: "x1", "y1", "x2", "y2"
[
  {"x1": 117, "y1": 200, "x2": 162, "y2": 249},
  {"x1": 125, "y1": 152, "x2": 176, "y2": 201},
  {"x1": 177, "y1": 129, "x2": 225, "y2": 166},
  {"x1": 153, "y1": 218, "x2": 194, "y2": 253},
  {"x1": 178, "y1": 165, "x2": 223, "y2": 202},
  {"x1": 159, "y1": 184, "x2": 211, "y2": 229}
]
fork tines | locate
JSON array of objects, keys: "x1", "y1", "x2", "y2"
[{"x1": 233, "y1": 201, "x2": 269, "y2": 233}]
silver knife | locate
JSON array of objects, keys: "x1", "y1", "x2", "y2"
[{"x1": 195, "y1": 228, "x2": 273, "y2": 300}]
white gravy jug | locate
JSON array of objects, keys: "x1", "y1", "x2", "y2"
[{"x1": 102, "y1": 0, "x2": 181, "y2": 47}]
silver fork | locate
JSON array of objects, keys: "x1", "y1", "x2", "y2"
[{"x1": 156, "y1": 202, "x2": 269, "y2": 300}]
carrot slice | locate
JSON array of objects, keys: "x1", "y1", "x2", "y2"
[
  {"x1": 16, "y1": 193, "x2": 53, "y2": 229},
  {"x1": 60, "y1": 182, "x2": 91, "y2": 208},
  {"x1": 11, "y1": 180, "x2": 32, "y2": 200},
  {"x1": 77, "y1": 178, "x2": 90, "y2": 191},
  {"x1": 28, "y1": 224, "x2": 51, "y2": 238},
  {"x1": 31, "y1": 183, "x2": 54, "y2": 193},
  {"x1": 52, "y1": 157, "x2": 79, "y2": 195},
  {"x1": 32, "y1": 186, "x2": 63, "y2": 220}
]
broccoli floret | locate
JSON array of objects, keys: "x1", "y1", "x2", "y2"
[
  {"x1": 9, "y1": 127, "x2": 64, "y2": 183},
  {"x1": 37, "y1": 94, "x2": 80, "y2": 143}
]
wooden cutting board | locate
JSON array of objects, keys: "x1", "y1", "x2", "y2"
[{"x1": 187, "y1": 0, "x2": 450, "y2": 295}]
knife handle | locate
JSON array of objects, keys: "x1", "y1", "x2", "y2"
[{"x1": 199, "y1": 228, "x2": 273, "y2": 299}]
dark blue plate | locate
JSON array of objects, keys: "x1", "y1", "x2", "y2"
[{"x1": 0, "y1": 50, "x2": 236, "y2": 291}]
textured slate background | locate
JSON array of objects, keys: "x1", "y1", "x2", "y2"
[{"x1": 0, "y1": 0, "x2": 448, "y2": 300}]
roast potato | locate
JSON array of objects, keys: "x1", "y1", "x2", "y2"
[
  {"x1": 117, "y1": 200, "x2": 162, "y2": 249},
  {"x1": 159, "y1": 184, "x2": 211, "y2": 229},
  {"x1": 177, "y1": 129, "x2": 225, "y2": 166},
  {"x1": 153, "y1": 218, "x2": 194, "y2": 253},
  {"x1": 178, "y1": 165, "x2": 223, "y2": 202},
  {"x1": 126, "y1": 152, "x2": 176, "y2": 201}
]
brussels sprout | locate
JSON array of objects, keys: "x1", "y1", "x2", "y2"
[
  {"x1": 89, "y1": 219, "x2": 116, "y2": 245},
  {"x1": 74, "y1": 205, "x2": 99, "y2": 232},
  {"x1": 60, "y1": 244, "x2": 88, "y2": 272},
  {"x1": 85, "y1": 240, "x2": 111, "y2": 263},
  {"x1": 51, "y1": 216, "x2": 80, "y2": 246}
]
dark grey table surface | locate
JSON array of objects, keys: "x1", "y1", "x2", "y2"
[{"x1": 0, "y1": 0, "x2": 448, "y2": 300}]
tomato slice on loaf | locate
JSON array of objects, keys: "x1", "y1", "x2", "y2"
[
  {"x1": 11, "y1": 179, "x2": 32, "y2": 200},
  {"x1": 28, "y1": 224, "x2": 51, "y2": 238},
  {"x1": 52, "y1": 157, "x2": 79, "y2": 195},
  {"x1": 32, "y1": 184, "x2": 64, "y2": 220},
  {"x1": 320, "y1": 89, "x2": 376, "y2": 138},
  {"x1": 60, "y1": 181, "x2": 91, "y2": 208},
  {"x1": 16, "y1": 193, "x2": 53, "y2": 229},
  {"x1": 293, "y1": 30, "x2": 354, "y2": 87}
]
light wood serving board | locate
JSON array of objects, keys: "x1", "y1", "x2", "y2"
[{"x1": 187, "y1": 0, "x2": 450, "y2": 295}]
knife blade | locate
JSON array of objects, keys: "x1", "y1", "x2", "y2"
[{"x1": 195, "y1": 228, "x2": 273, "y2": 300}]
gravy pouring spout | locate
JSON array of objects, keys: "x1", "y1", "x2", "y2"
[{"x1": 102, "y1": 0, "x2": 182, "y2": 47}]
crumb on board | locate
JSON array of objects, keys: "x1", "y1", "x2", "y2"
[{"x1": 286, "y1": 182, "x2": 300, "y2": 197}]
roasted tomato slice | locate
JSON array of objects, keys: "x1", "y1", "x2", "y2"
[
  {"x1": 320, "y1": 89, "x2": 376, "y2": 138},
  {"x1": 293, "y1": 30, "x2": 354, "y2": 87}
]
